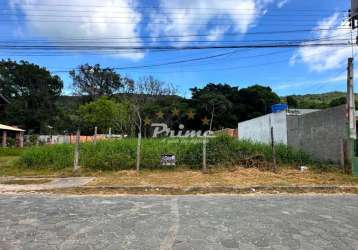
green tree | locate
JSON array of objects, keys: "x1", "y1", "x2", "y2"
[
  {"x1": 78, "y1": 97, "x2": 131, "y2": 134},
  {"x1": 0, "y1": 59, "x2": 63, "y2": 132},
  {"x1": 286, "y1": 95, "x2": 298, "y2": 108},
  {"x1": 190, "y1": 83, "x2": 238, "y2": 129},
  {"x1": 329, "y1": 97, "x2": 346, "y2": 107},
  {"x1": 70, "y1": 64, "x2": 134, "y2": 100},
  {"x1": 236, "y1": 85, "x2": 280, "y2": 121}
]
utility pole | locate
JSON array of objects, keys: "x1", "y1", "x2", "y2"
[
  {"x1": 350, "y1": 0, "x2": 358, "y2": 29},
  {"x1": 347, "y1": 58, "x2": 356, "y2": 141},
  {"x1": 347, "y1": 58, "x2": 357, "y2": 175},
  {"x1": 348, "y1": 0, "x2": 358, "y2": 175}
]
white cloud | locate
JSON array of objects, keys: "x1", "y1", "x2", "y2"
[
  {"x1": 207, "y1": 27, "x2": 229, "y2": 41},
  {"x1": 9, "y1": 0, "x2": 144, "y2": 60},
  {"x1": 291, "y1": 13, "x2": 356, "y2": 72},
  {"x1": 277, "y1": 0, "x2": 290, "y2": 8},
  {"x1": 147, "y1": 0, "x2": 282, "y2": 43}
]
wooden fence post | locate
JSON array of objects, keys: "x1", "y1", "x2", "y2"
[
  {"x1": 202, "y1": 136, "x2": 208, "y2": 173},
  {"x1": 271, "y1": 126, "x2": 277, "y2": 172},
  {"x1": 136, "y1": 132, "x2": 141, "y2": 172},
  {"x1": 94, "y1": 126, "x2": 97, "y2": 144},
  {"x1": 73, "y1": 129, "x2": 80, "y2": 172}
]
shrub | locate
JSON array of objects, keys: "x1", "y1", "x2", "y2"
[
  {"x1": 18, "y1": 136, "x2": 312, "y2": 170},
  {"x1": 19, "y1": 144, "x2": 74, "y2": 169}
]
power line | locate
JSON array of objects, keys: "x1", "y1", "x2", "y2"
[
  {"x1": 1, "y1": 13, "x2": 348, "y2": 20},
  {"x1": 0, "y1": 28, "x2": 350, "y2": 42},
  {"x1": 1, "y1": 37, "x2": 349, "y2": 45},
  {"x1": 4, "y1": 3, "x2": 346, "y2": 12},
  {"x1": 0, "y1": 43, "x2": 352, "y2": 52},
  {"x1": 49, "y1": 50, "x2": 291, "y2": 73},
  {"x1": 1, "y1": 19, "x2": 348, "y2": 26},
  {"x1": 0, "y1": 10, "x2": 345, "y2": 17},
  {"x1": 33, "y1": 42, "x2": 353, "y2": 73}
]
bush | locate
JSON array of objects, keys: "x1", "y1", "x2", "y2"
[
  {"x1": 19, "y1": 144, "x2": 73, "y2": 169},
  {"x1": 18, "y1": 136, "x2": 311, "y2": 170}
]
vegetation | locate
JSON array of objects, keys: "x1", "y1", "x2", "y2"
[
  {"x1": 283, "y1": 92, "x2": 358, "y2": 109},
  {"x1": 77, "y1": 97, "x2": 132, "y2": 134},
  {"x1": 0, "y1": 147, "x2": 24, "y2": 157},
  {"x1": 1, "y1": 60, "x2": 353, "y2": 141},
  {"x1": 18, "y1": 136, "x2": 310, "y2": 171},
  {"x1": 0, "y1": 59, "x2": 63, "y2": 133},
  {"x1": 0, "y1": 60, "x2": 285, "y2": 134},
  {"x1": 70, "y1": 63, "x2": 134, "y2": 101}
]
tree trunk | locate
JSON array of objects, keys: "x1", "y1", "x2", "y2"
[{"x1": 209, "y1": 106, "x2": 215, "y2": 132}]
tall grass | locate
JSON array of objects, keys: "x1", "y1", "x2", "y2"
[
  {"x1": 18, "y1": 136, "x2": 311, "y2": 170},
  {"x1": 0, "y1": 147, "x2": 24, "y2": 157}
]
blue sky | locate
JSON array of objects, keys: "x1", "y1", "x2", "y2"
[{"x1": 0, "y1": 0, "x2": 354, "y2": 96}]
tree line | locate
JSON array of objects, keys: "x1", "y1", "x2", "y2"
[{"x1": 0, "y1": 59, "x2": 285, "y2": 135}]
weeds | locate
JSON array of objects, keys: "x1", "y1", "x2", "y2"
[
  {"x1": 0, "y1": 148, "x2": 24, "y2": 157},
  {"x1": 18, "y1": 136, "x2": 311, "y2": 170}
]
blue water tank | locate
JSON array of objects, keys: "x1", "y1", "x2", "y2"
[{"x1": 271, "y1": 104, "x2": 288, "y2": 113}]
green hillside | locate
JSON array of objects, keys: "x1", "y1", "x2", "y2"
[{"x1": 282, "y1": 91, "x2": 358, "y2": 109}]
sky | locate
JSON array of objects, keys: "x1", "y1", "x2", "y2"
[{"x1": 0, "y1": 0, "x2": 355, "y2": 96}]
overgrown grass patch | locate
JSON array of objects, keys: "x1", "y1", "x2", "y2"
[
  {"x1": 18, "y1": 136, "x2": 311, "y2": 171},
  {"x1": 0, "y1": 148, "x2": 24, "y2": 157}
]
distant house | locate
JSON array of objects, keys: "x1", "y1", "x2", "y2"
[
  {"x1": 238, "y1": 105, "x2": 352, "y2": 166},
  {"x1": 0, "y1": 124, "x2": 25, "y2": 148}
]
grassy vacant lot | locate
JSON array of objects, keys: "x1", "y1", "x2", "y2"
[
  {"x1": 1, "y1": 137, "x2": 357, "y2": 188},
  {"x1": 18, "y1": 136, "x2": 311, "y2": 170}
]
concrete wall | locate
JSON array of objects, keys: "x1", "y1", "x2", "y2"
[
  {"x1": 238, "y1": 111, "x2": 288, "y2": 144},
  {"x1": 287, "y1": 105, "x2": 347, "y2": 164}
]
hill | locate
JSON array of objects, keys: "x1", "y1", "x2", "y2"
[{"x1": 282, "y1": 91, "x2": 358, "y2": 109}]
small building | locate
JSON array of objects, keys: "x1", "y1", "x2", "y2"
[
  {"x1": 0, "y1": 124, "x2": 25, "y2": 148},
  {"x1": 238, "y1": 105, "x2": 351, "y2": 165}
]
